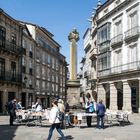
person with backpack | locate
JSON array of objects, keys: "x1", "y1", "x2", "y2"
[
  {"x1": 43, "y1": 99, "x2": 66, "y2": 140},
  {"x1": 8, "y1": 99, "x2": 17, "y2": 126},
  {"x1": 58, "y1": 99, "x2": 65, "y2": 128},
  {"x1": 85, "y1": 93, "x2": 94, "y2": 127}
]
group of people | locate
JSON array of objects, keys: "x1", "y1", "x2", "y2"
[
  {"x1": 7, "y1": 95, "x2": 105, "y2": 140},
  {"x1": 85, "y1": 93, "x2": 106, "y2": 129},
  {"x1": 7, "y1": 98, "x2": 43, "y2": 126}
]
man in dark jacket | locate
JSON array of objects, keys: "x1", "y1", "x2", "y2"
[
  {"x1": 8, "y1": 99, "x2": 17, "y2": 126},
  {"x1": 96, "y1": 99, "x2": 106, "y2": 129}
]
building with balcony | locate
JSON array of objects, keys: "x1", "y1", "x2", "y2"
[
  {"x1": 24, "y1": 23, "x2": 67, "y2": 108},
  {"x1": 80, "y1": 16, "x2": 98, "y2": 105},
  {"x1": 96, "y1": 0, "x2": 140, "y2": 113},
  {"x1": 0, "y1": 9, "x2": 22, "y2": 113},
  {"x1": 19, "y1": 23, "x2": 36, "y2": 108}
]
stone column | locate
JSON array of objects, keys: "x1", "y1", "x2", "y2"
[
  {"x1": 123, "y1": 80, "x2": 131, "y2": 111},
  {"x1": 97, "y1": 84, "x2": 106, "y2": 104},
  {"x1": 110, "y1": 82, "x2": 117, "y2": 110},
  {"x1": 68, "y1": 29, "x2": 79, "y2": 80}
]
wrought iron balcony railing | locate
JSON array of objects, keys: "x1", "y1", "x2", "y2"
[
  {"x1": 111, "y1": 34, "x2": 123, "y2": 46},
  {"x1": 125, "y1": 26, "x2": 140, "y2": 41},
  {"x1": 98, "y1": 61, "x2": 140, "y2": 77},
  {"x1": 0, "y1": 40, "x2": 22, "y2": 54},
  {"x1": 0, "y1": 71, "x2": 22, "y2": 84}
]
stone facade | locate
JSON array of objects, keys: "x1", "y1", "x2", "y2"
[{"x1": 0, "y1": 9, "x2": 67, "y2": 113}]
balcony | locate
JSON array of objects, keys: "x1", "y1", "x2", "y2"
[
  {"x1": 99, "y1": 40, "x2": 110, "y2": 52},
  {"x1": 0, "y1": 40, "x2": 21, "y2": 55},
  {"x1": 89, "y1": 48, "x2": 97, "y2": 60},
  {"x1": 125, "y1": 26, "x2": 140, "y2": 41},
  {"x1": 0, "y1": 71, "x2": 22, "y2": 84},
  {"x1": 84, "y1": 71, "x2": 90, "y2": 78},
  {"x1": 111, "y1": 34, "x2": 123, "y2": 47},
  {"x1": 98, "y1": 61, "x2": 140, "y2": 77}
]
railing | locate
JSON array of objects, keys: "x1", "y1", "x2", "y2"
[
  {"x1": 99, "y1": 40, "x2": 110, "y2": 51},
  {"x1": 98, "y1": 61, "x2": 140, "y2": 77},
  {"x1": 125, "y1": 26, "x2": 140, "y2": 40},
  {"x1": 111, "y1": 34, "x2": 123, "y2": 46},
  {"x1": 0, "y1": 40, "x2": 22, "y2": 54},
  {"x1": 0, "y1": 71, "x2": 22, "y2": 84}
]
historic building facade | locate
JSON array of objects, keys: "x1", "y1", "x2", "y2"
[
  {"x1": 20, "y1": 24, "x2": 36, "y2": 108},
  {"x1": 96, "y1": 0, "x2": 140, "y2": 113},
  {"x1": 25, "y1": 23, "x2": 67, "y2": 108},
  {"x1": 0, "y1": 9, "x2": 67, "y2": 113},
  {"x1": 0, "y1": 9, "x2": 22, "y2": 112},
  {"x1": 80, "y1": 15, "x2": 98, "y2": 105}
]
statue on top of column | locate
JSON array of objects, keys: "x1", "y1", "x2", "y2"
[{"x1": 68, "y1": 28, "x2": 79, "y2": 42}]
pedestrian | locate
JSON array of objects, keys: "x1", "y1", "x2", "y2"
[
  {"x1": 85, "y1": 93, "x2": 94, "y2": 127},
  {"x1": 96, "y1": 99, "x2": 106, "y2": 129},
  {"x1": 58, "y1": 99, "x2": 65, "y2": 128},
  {"x1": 43, "y1": 99, "x2": 66, "y2": 140},
  {"x1": 8, "y1": 99, "x2": 17, "y2": 126}
]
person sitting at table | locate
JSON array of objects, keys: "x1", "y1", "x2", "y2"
[
  {"x1": 35, "y1": 99, "x2": 42, "y2": 112},
  {"x1": 16, "y1": 101, "x2": 23, "y2": 110},
  {"x1": 85, "y1": 93, "x2": 94, "y2": 127}
]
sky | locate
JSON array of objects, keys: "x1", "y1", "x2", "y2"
[{"x1": 0, "y1": 0, "x2": 106, "y2": 71}]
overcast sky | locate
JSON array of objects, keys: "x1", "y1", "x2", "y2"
[{"x1": 0, "y1": 0, "x2": 106, "y2": 71}]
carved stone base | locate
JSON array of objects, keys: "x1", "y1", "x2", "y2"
[{"x1": 67, "y1": 80, "x2": 81, "y2": 108}]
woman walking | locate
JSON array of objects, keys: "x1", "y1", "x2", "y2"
[{"x1": 44, "y1": 99, "x2": 66, "y2": 140}]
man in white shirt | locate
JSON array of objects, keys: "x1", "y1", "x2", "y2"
[{"x1": 43, "y1": 99, "x2": 66, "y2": 140}]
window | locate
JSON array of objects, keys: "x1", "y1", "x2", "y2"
[
  {"x1": 29, "y1": 68, "x2": 33, "y2": 75},
  {"x1": 47, "y1": 54, "x2": 51, "y2": 65},
  {"x1": 0, "y1": 26, "x2": 6, "y2": 47},
  {"x1": 129, "y1": 11, "x2": 138, "y2": 29},
  {"x1": 0, "y1": 58, "x2": 5, "y2": 79},
  {"x1": 98, "y1": 23, "x2": 111, "y2": 44},
  {"x1": 114, "y1": 49, "x2": 122, "y2": 66},
  {"x1": 42, "y1": 81, "x2": 45, "y2": 90},
  {"x1": 22, "y1": 66, "x2": 26, "y2": 73},
  {"x1": 128, "y1": 44, "x2": 137, "y2": 63},
  {"x1": 114, "y1": 20, "x2": 122, "y2": 36},
  {"x1": 36, "y1": 80, "x2": 40, "y2": 89},
  {"x1": 11, "y1": 33, "x2": 16, "y2": 52},
  {"x1": 11, "y1": 62, "x2": 16, "y2": 81},
  {"x1": 98, "y1": 52, "x2": 110, "y2": 70}
]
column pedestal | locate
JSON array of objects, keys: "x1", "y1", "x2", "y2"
[{"x1": 67, "y1": 80, "x2": 80, "y2": 108}]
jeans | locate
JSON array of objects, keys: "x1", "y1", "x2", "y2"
[
  {"x1": 97, "y1": 115, "x2": 104, "y2": 129},
  {"x1": 47, "y1": 123, "x2": 65, "y2": 140}
]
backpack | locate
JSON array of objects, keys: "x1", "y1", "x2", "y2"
[
  {"x1": 58, "y1": 111, "x2": 64, "y2": 121},
  {"x1": 89, "y1": 102, "x2": 94, "y2": 113}
]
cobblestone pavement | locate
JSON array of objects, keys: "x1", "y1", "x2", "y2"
[{"x1": 0, "y1": 114, "x2": 140, "y2": 140}]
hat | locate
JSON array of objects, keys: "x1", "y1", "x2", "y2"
[
  {"x1": 13, "y1": 99, "x2": 16, "y2": 102},
  {"x1": 58, "y1": 99, "x2": 63, "y2": 103}
]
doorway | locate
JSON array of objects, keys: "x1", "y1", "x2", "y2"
[
  {"x1": 117, "y1": 90, "x2": 123, "y2": 110},
  {"x1": 21, "y1": 92, "x2": 26, "y2": 108},
  {"x1": 131, "y1": 87, "x2": 138, "y2": 113},
  {"x1": 0, "y1": 91, "x2": 3, "y2": 113}
]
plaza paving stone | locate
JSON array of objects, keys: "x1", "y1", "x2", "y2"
[{"x1": 0, "y1": 114, "x2": 140, "y2": 140}]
